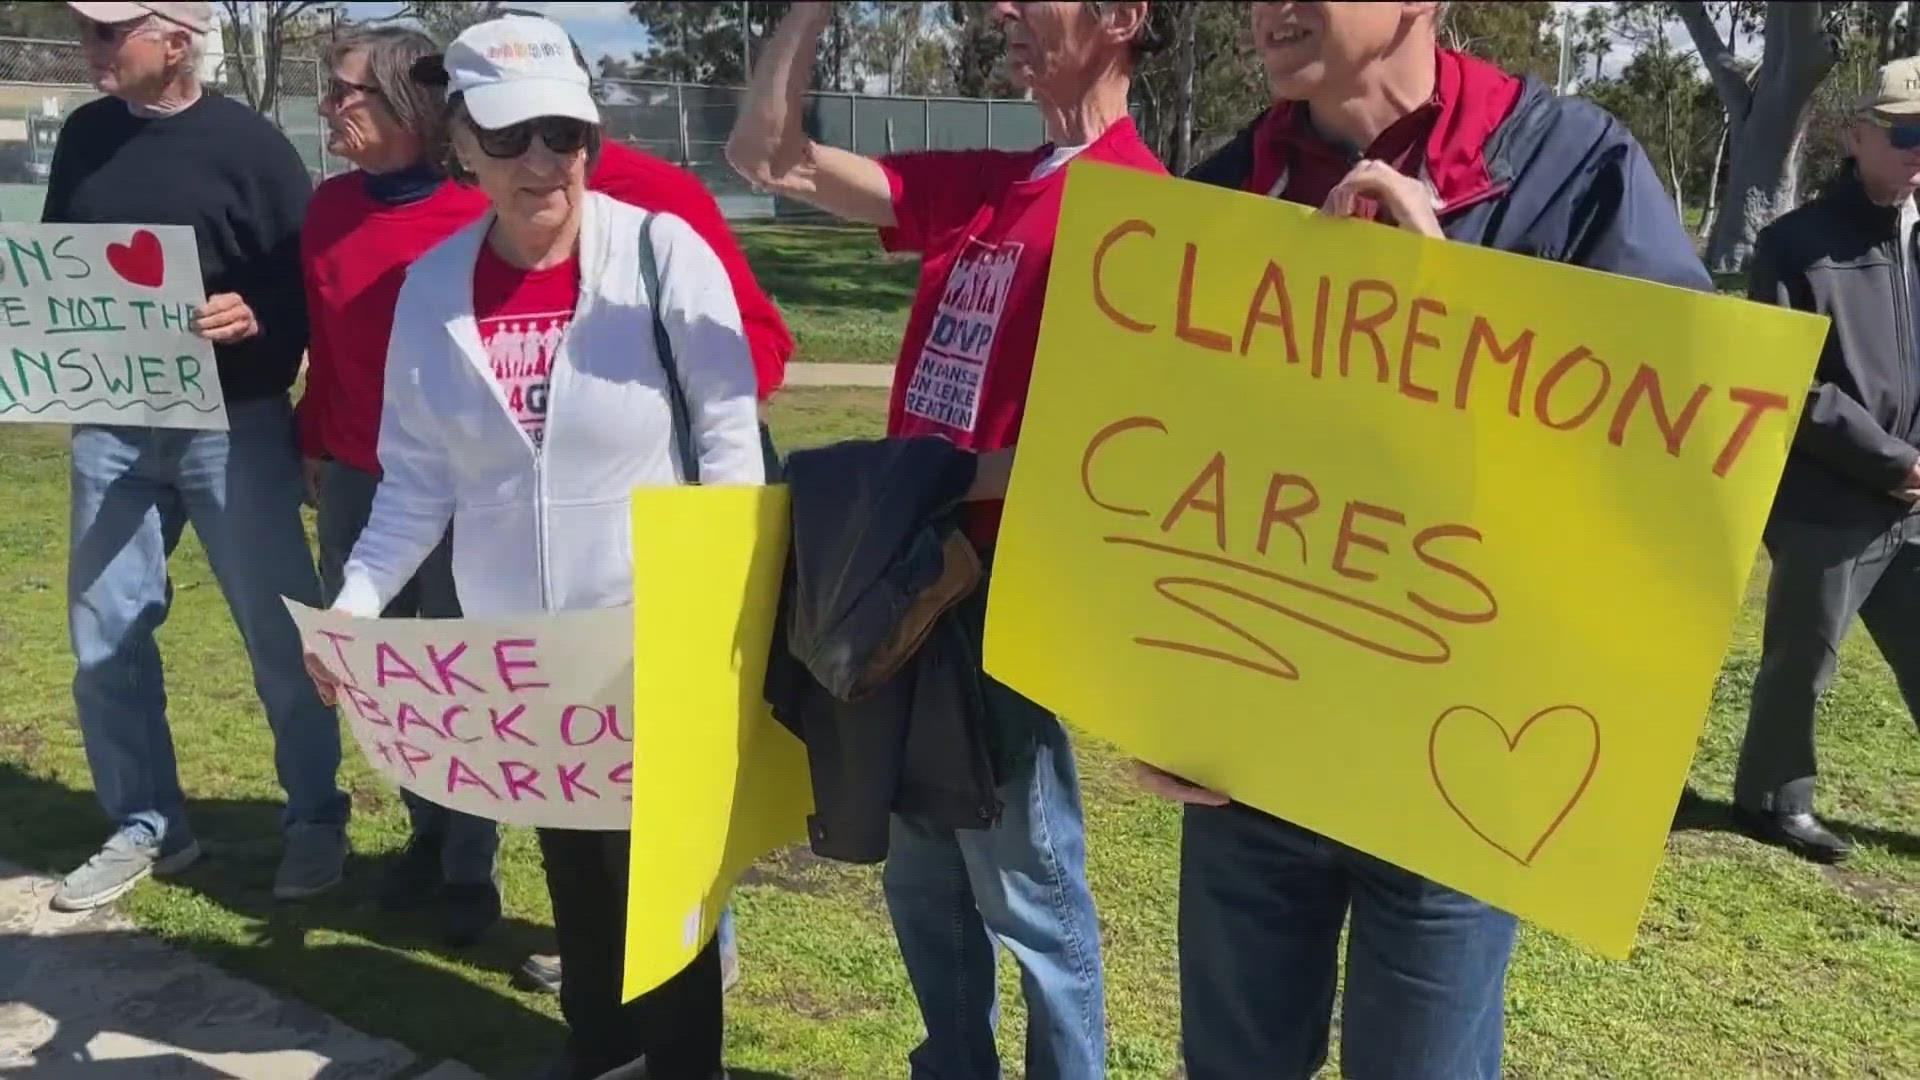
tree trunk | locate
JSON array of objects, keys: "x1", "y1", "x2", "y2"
[
  {"x1": 827, "y1": 5, "x2": 846, "y2": 91},
  {"x1": 248, "y1": 6, "x2": 269, "y2": 111},
  {"x1": 260, "y1": 43, "x2": 281, "y2": 116},
  {"x1": 1700, "y1": 125, "x2": 1728, "y2": 240},
  {"x1": 1663, "y1": 46, "x2": 1686, "y2": 219},
  {"x1": 1873, "y1": 0, "x2": 1902, "y2": 63},
  {"x1": 1668, "y1": 139, "x2": 1687, "y2": 220},
  {"x1": 1677, "y1": 0, "x2": 1836, "y2": 272},
  {"x1": 1170, "y1": 3, "x2": 1197, "y2": 175},
  {"x1": 1710, "y1": 99, "x2": 1816, "y2": 270}
]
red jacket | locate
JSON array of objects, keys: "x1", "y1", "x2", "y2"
[
  {"x1": 298, "y1": 141, "x2": 794, "y2": 474},
  {"x1": 1245, "y1": 49, "x2": 1525, "y2": 215}
]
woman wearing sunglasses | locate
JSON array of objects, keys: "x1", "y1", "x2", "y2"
[{"x1": 310, "y1": 14, "x2": 760, "y2": 1080}]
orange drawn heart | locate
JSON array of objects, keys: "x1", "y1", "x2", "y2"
[
  {"x1": 106, "y1": 229, "x2": 165, "y2": 289},
  {"x1": 1427, "y1": 704, "x2": 1600, "y2": 867}
]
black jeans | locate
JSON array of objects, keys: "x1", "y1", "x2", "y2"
[
  {"x1": 1738, "y1": 515, "x2": 1920, "y2": 814},
  {"x1": 536, "y1": 828, "x2": 723, "y2": 1079}
]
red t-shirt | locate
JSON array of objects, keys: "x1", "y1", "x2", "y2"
[
  {"x1": 472, "y1": 244, "x2": 579, "y2": 450},
  {"x1": 878, "y1": 117, "x2": 1167, "y2": 537}
]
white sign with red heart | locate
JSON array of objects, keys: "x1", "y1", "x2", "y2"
[{"x1": 0, "y1": 223, "x2": 226, "y2": 431}]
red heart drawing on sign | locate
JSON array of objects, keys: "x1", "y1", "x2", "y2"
[
  {"x1": 1428, "y1": 704, "x2": 1600, "y2": 867},
  {"x1": 106, "y1": 229, "x2": 165, "y2": 288}
]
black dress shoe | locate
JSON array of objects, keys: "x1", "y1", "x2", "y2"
[
  {"x1": 1733, "y1": 806, "x2": 1853, "y2": 864},
  {"x1": 532, "y1": 1052, "x2": 588, "y2": 1080},
  {"x1": 442, "y1": 882, "x2": 502, "y2": 947},
  {"x1": 377, "y1": 835, "x2": 442, "y2": 911},
  {"x1": 532, "y1": 1051, "x2": 648, "y2": 1080}
]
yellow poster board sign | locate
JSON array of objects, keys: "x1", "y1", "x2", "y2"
[
  {"x1": 985, "y1": 163, "x2": 1829, "y2": 958},
  {"x1": 623, "y1": 485, "x2": 814, "y2": 1000}
]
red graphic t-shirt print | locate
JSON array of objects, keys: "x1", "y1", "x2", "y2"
[
  {"x1": 901, "y1": 237, "x2": 1024, "y2": 433},
  {"x1": 472, "y1": 244, "x2": 579, "y2": 449}
]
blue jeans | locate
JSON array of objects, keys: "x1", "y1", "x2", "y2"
[
  {"x1": 1178, "y1": 804, "x2": 1517, "y2": 1080},
  {"x1": 881, "y1": 692, "x2": 1105, "y2": 1080},
  {"x1": 315, "y1": 460, "x2": 499, "y2": 886},
  {"x1": 67, "y1": 395, "x2": 348, "y2": 845}
]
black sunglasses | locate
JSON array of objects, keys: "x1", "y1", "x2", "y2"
[
  {"x1": 325, "y1": 76, "x2": 382, "y2": 104},
  {"x1": 472, "y1": 116, "x2": 593, "y2": 159},
  {"x1": 1866, "y1": 115, "x2": 1920, "y2": 151}
]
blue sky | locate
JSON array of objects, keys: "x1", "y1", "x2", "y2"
[{"x1": 339, "y1": 2, "x2": 650, "y2": 63}]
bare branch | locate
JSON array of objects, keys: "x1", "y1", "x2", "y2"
[
  {"x1": 216, "y1": 0, "x2": 333, "y2": 113},
  {"x1": 1674, "y1": 0, "x2": 1753, "y2": 116},
  {"x1": 1772, "y1": 0, "x2": 1839, "y2": 95}
]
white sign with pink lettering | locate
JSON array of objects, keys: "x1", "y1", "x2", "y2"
[{"x1": 285, "y1": 600, "x2": 635, "y2": 829}]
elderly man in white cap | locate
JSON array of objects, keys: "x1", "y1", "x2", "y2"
[{"x1": 46, "y1": 0, "x2": 342, "y2": 912}]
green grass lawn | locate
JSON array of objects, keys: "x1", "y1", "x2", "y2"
[
  {"x1": 728, "y1": 222, "x2": 1754, "y2": 356},
  {"x1": 733, "y1": 225, "x2": 917, "y2": 365},
  {"x1": 1, "y1": 387, "x2": 1917, "y2": 1078}
]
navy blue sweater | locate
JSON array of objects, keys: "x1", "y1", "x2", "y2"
[{"x1": 42, "y1": 91, "x2": 312, "y2": 402}]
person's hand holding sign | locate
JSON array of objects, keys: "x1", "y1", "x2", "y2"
[
  {"x1": 304, "y1": 649, "x2": 343, "y2": 707},
  {"x1": 1321, "y1": 159, "x2": 1444, "y2": 238},
  {"x1": 192, "y1": 292, "x2": 260, "y2": 344}
]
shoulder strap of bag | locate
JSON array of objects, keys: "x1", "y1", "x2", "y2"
[{"x1": 639, "y1": 211, "x2": 701, "y2": 485}]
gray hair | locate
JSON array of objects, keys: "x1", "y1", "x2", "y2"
[
  {"x1": 329, "y1": 25, "x2": 447, "y2": 145},
  {"x1": 142, "y1": 20, "x2": 204, "y2": 87}
]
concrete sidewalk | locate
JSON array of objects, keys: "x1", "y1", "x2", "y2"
[
  {"x1": 0, "y1": 859, "x2": 485, "y2": 1079},
  {"x1": 781, "y1": 362, "x2": 891, "y2": 388}
]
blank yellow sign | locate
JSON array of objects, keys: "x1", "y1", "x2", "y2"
[
  {"x1": 623, "y1": 484, "x2": 814, "y2": 1000},
  {"x1": 985, "y1": 162, "x2": 1829, "y2": 958}
]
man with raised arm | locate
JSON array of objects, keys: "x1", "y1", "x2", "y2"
[{"x1": 728, "y1": 3, "x2": 1163, "y2": 1076}]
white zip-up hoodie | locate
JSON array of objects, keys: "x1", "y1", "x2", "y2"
[{"x1": 333, "y1": 191, "x2": 763, "y2": 619}]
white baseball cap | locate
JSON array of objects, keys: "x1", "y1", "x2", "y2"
[
  {"x1": 67, "y1": 1, "x2": 213, "y2": 33},
  {"x1": 444, "y1": 14, "x2": 598, "y2": 131}
]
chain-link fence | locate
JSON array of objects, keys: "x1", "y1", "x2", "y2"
[
  {"x1": 0, "y1": 36, "x2": 326, "y2": 221},
  {"x1": 0, "y1": 34, "x2": 1044, "y2": 223},
  {"x1": 597, "y1": 77, "x2": 1044, "y2": 219}
]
